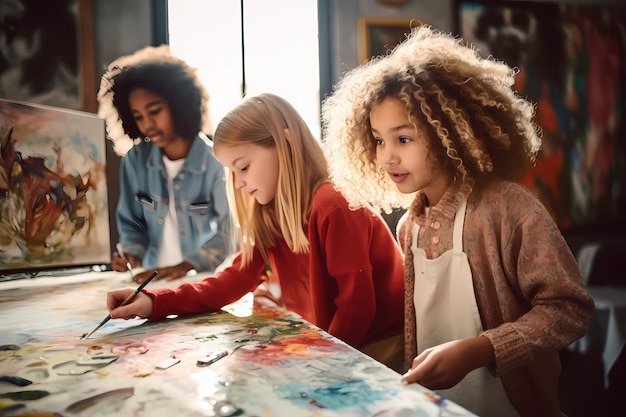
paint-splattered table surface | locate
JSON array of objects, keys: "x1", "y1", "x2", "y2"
[{"x1": 0, "y1": 271, "x2": 476, "y2": 416}]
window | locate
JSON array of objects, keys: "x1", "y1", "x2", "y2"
[{"x1": 168, "y1": 0, "x2": 320, "y2": 137}]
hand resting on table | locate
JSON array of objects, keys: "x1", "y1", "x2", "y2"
[{"x1": 401, "y1": 336, "x2": 494, "y2": 390}]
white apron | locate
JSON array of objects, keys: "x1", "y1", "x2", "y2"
[{"x1": 411, "y1": 200, "x2": 518, "y2": 417}]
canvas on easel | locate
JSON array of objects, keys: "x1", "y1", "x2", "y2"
[{"x1": 0, "y1": 99, "x2": 111, "y2": 277}]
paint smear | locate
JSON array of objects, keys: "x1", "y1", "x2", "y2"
[
  {"x1": 23, "y1": 368, "x2": 50, "y2": 382},
  {"x1": 234, "y1": 333, "x2": 351, "y2": 367},
  {"x1": 277, "y1": 380, "x2": 393, "y2": 411},
  {"x1": 25, "y1": 362, "x2": 48, "y2": 368},
  {"x1": 52, "y1": 360, "x2": 112, "y2": 376},
  {"x1": 0, "y1": 390, "x2": 50, "y2": 401},
  {"x1": 64, "y1": 387, "x2": 134, "y2": 413},
  {"x1": 109, "y1": 340, "x2": 150, "y2": 355},
  {"x1": 0, "y1": 344, "x2": 20, "y2": 351},
  {"x1": 0, "y1": 405, "x2": 23, "y2": 416},
  {"x1": 0, "y1": 375, "x2": 32, "y2": 386}
]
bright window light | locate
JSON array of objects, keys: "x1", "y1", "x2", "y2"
[{"x1": 168, "y1": 0, "x2": 320, "y2": 138}]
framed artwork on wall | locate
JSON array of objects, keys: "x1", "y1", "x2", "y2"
[
  {"x1": 456, "y1": 0, "x2": 626, "y2": 234},
  {"x1": 0, "y1": 0, "x2": 97, "y2": 113},
  {"x1": 358, "y1": 17, "x2": 419, "y2": 63}
]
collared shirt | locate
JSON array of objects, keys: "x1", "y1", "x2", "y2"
[{"x1": 116, "y1": 134, "x2": 230, "y2": 271}]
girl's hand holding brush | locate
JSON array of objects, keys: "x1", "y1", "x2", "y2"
[{"x1": 107, "y1": 288, "x2": 154, "y2": 320}]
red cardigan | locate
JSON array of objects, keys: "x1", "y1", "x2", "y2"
[{"x1": 146, "y1": 182, "x2": 404, "y2": 349}]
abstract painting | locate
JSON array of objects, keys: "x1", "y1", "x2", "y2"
[
  {"x1": 0, "y1": 0, "x2": 97, "y2": 112},
  {"x1": 0, "y1": 99, "x2": 110, "y2": 275},
  {"x1": 457, "y1": 0, "x2": 626, "y2": 233}
]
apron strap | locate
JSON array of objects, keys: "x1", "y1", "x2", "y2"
[{"x1": 452, "y1": 199, "x2": 467, "y2": 250}]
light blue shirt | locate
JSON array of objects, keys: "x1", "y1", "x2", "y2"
[{"x1": 116, "y1": 134, "x2": 230, "y2": 271}]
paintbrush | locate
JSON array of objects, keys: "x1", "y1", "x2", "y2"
[
  {"x1": 80, "y1": 270, "x2": 158, "y2": 340},
  {"x1": 115, "y1": 243, "x2": 135, "y2": 280}
]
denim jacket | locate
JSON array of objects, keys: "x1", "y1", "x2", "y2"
[{"x1": 116, "y1": 135, "x2": 230, "y2": 271}]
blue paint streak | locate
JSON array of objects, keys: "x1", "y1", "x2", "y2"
[{"x1": 277, "y1": 380, "x2": 396, "y2": 411}]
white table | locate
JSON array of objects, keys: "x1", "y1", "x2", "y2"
[{"x1": 0, "y1": 271, "x2": 475, "y2": 416}]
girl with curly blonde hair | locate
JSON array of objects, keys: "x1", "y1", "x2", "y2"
[{"x1": 322, "y1": 25, "x2": 593, "y2": 417}]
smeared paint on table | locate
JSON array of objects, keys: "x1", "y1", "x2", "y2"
[{"x1": 0, "y1": 272, "x2": 476, "y2": 416}]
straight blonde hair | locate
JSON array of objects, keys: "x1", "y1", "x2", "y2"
[{"x1": 213, "y1": 93, "x2": 329, "y2": 266}]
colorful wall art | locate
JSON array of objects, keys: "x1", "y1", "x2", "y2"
[
  {"x1": 0, "y1": 272, "x2": 475, "y2": 416},
  {"x1": 0, "y1": 99, "x2": 111, "y2": 276},
  {"x1": 456, "y1": 0, "x2": 626, "y2": 234}
]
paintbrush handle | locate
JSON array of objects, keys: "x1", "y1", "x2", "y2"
[
  {"x1": 95, "y1": 314, "x2": 112, "y2": 328},
  {"x1": 116, "y1": 270, "x2": 158, "y2": 307},
  {"x1": 82, "y1": 314, "x2": 112, "y2": 340},
  {"x1": 82, "y1": 271, "x2": 158, "y2": 340},
  {"x1": 125, "y1": 270, "x2": 158, "y2": 302},
  {"x1": 115, "y1": 243, "x2": 134, "y2": 274}
]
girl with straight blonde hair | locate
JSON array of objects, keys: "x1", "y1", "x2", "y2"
[{"x1": 106, "y1": 93, "x2": 406, "y2": 372}]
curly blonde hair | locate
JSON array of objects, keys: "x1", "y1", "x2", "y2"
[{"x1": 322, "y1": 25, "x2": 542, "y2": 213}]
